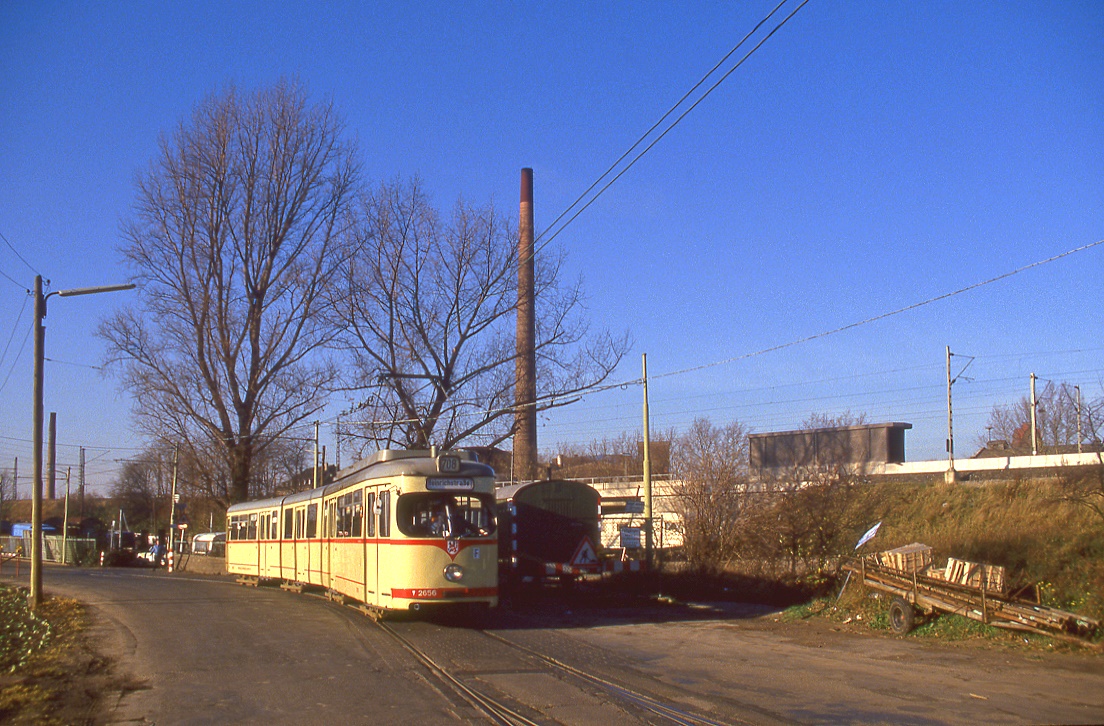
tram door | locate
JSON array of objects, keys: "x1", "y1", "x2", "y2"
[
  {"x1": 258, "y1": 512, "x2": 269, "y2": 573},
  {"x1": 364, "y1": 490, "x2": 378, "y2": 606},
  {"x1": 294, "y1": 506, "x2": 307, "y2": 582},
  {"x1": 322, "y1": 500, "x2": 333, "y2": 591}
]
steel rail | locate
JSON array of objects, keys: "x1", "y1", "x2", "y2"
[
  {"x1": 374, "y1": 619, "x2": 541, "y2": 726},
  {"x1": 480, "y1": 630, "x2": 743, "y2": 726}
]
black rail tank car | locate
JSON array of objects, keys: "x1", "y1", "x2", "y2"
[{"x1": 496, "y1": 479, "x2": 601, "y2": 584}]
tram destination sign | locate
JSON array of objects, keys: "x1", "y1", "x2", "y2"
[{"x1": 426, "y1": 477, "x2": 475, "y2": 491}]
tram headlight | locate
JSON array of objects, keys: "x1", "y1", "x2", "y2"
[{"x1": 443, "y1": 564, "x2": 465, "y2": 582}]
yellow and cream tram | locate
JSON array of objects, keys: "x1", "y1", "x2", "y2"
[{"x1": 226, "y1": 449, "x2": 498, "y2": 613}]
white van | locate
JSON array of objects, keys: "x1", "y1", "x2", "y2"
[{"x1": 191, "y1": 531, "x2": 226, "y2": 556}]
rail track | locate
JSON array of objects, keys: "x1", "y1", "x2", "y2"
[
  {"x1": 269, "y1": 579, "x2": 746, "y2": 725},
  {"x1": 373, "y1": 617, "x2": 740, "y2": 726}
]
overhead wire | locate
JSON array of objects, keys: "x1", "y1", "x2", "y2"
[
  {"x1": 0, "y1": 229, "x2": 41, "y2": 277},
  {"x1": 0, "y1": 293, "x2": 29, "y2": 376},
  {"x1": 533, "y1": 0, "x2": 812, "y2": 259},
  {"x1": 651, "y1": 238, "x2": 1104, "y2": 382},
  {"x1": 532, "y1": 0, "x2": 794, "y2": 251},
  {"x1": 0, "y1": 316, "x2": 32, "y2": 395}
]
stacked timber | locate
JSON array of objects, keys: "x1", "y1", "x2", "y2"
[
  {"x1": 874, "y1": 543, "x2": 933, "y2": 573},
  {"x1": 944, "y1": 557, "x2": 1006, "y2": 593}
]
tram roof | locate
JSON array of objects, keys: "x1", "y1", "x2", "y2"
[{"x1": 228, "y1": 448, "x2": 495, "y2": 512}]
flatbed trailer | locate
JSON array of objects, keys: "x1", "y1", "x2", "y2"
[{"x1": 843, "y1": 556, "x2": 1099, "y2": 644}]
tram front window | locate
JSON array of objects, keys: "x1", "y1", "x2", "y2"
[{"x1": 398, "y1": 494, "x2": 496, "y2": 539}]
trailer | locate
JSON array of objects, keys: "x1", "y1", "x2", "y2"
[{"x1": 843, "y1": 555, "x2": 1099, "y2": 644}]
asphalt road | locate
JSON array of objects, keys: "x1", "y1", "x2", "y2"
[
  {"x1": 35, "y1": 566, "x2": 473, "y2": 723},
  {"x1": 17, "y1": 565, "x2": 1104, "y2": 725}
]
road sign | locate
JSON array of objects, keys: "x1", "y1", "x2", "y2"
[
  {"x1": 570, "y1": 537, "x2": 598, "y2": 567},
  {"x1": 620, "y1": 527, "x2": 641, "y2": 548},
  {"x1": 624, "y1": 500, "x2": 644, "y2": 514}
]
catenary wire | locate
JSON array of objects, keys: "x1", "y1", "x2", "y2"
[
  {"x1": 533, "y1": 0, "x2": 812, "y2": 258},
  {"x1": 533, "y1": 0, "x2": 792, "y2": 249}
]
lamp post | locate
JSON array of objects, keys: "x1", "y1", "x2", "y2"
[{"x1": 31, "y1": 275, "x2": 134, "y2": 610}]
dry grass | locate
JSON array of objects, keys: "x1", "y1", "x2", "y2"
[
  {"x1": 0, "y1": 585, "x2": 110, "y2": 725},
  {"x1": 847, "y1": 478, "x2": 1104, "y2": 620}
]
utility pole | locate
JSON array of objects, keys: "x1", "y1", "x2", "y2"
[
  {"x1": 62, "y1": 467, "x2": 71, "y2": 564},
  {"x1": 1030, "y1": 373, "x2": 1038, "y2": 456},
  {"x1": 169, "y1": 447, "x2": 178, "y2": 557},
  {"x1": 79, "y1": 447, "x2": 85, "y2": 519},
  {"x1": 31, "y1": 275, "x2": 46, "y2": 609},
  {"x1": 12, "y1": 457, "x2": 16, "y2": 502},
  {"x1": 313, "y1": 422, "x2": 320, "y2": 489},
  {"x1": 945, "y1": 346, "x2": 955, "y2": 485},
  {"x1": 1075, "y1": 385, "x2": 1083, "y2": 454},
  {"x1": 641, "y1": 353, "x2": 653, "y2": 570},
  {"x1": 30, "y1": 274, "x2": 135, "y2": 609},
  {"x1": 944, "y1": 346, "x2": 974, "y2": 483}
]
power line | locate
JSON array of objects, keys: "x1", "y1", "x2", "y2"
[
  {"x1": 0, "y1": 266, "x2": 26, "y2": 290},
  {"x1": 533, "y1": 0, "x2": 812, "y2": 258},
  {"x1": 0, "y1": 317, "x2": 32, "y2": 395},
  {"x1": 652, "y1": 238, "x2": 1104, "y2": 382},
  {"x1": 0, "y1": 293, "x2": 29, "y2": 374},
  {"x1": 0, "y1": 229, "x2": 41, "y2": 277},
  {"x1": 44, "y1": 357, "x2": 102, "y2": 371}
]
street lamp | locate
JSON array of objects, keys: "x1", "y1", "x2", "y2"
[{"x1": 31, "y1": 275, "x2": 135, "y2": 609}]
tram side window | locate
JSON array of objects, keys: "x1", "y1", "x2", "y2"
[
  {"x1": 365, "y1": 493, "x2": 376, "y2": 537},
  {"x1": 283, "y1": 509, "x2": 293, "y2": 539},
  {"x1": 335, "y1": 491, "x2": 364, "y2": 538},
  {"x1": 306, "y1": 503, "x2": 318, "y2": 538},
  {"x1": 246, "y1": 513, "x2": 258, "y2": 540},
  {"x1": 229, "y1": 515, "x2": 245, "y2": 541},
  {"x1": 351, "y1": 489, "x2": 363, "y2": 537},
  {"x1": 378, "y1": 491, "x2": 390, "y2": 538},
  {"x1": 295, "y1": 508, "x2": 305, "y2": 539},
  {"x1": 270, "y1": 511, "x2": 279, "y2": 540}
]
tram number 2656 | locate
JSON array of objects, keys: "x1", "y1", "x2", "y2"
[{"x1": 412, "y1": 589, "x2": 439, "y2": 598}]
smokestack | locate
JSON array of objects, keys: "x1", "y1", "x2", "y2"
[{"x1": 514, "y1": 168, "x2": 538, "y2": 480}]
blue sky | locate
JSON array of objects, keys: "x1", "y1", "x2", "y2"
[{"x1": 1, "y1": 1, "x2": 1101, "y2": 493}]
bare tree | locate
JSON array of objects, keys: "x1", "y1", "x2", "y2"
[
  {"x1": 0, "y1": 469, "x2": 15, "y2": 525},
  {"x1": 100, "y1": 81, "x2": 359, "y2": 503},
  {"x1": 332, "y1": 178, "x2": 629, "y2": 453},
  {"x1": 669, "y1": 418, "x2": 750, "y2": 573},
  {"x1": 802, "y1": 410, "x2": 867, "y2": 429},
  {"x1": 110, "y1": 451, "x2": 173, "y2": 534},
  {"x1": 982, "y1": 382, "x2": 1103, "y2": 453},
  {"x1": 756, "y1": 465, "x2": 861, "y2": 578}
]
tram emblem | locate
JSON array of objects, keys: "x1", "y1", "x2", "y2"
[{"x1": 446, "y1": 539, "x2": 460, "y2": 558}]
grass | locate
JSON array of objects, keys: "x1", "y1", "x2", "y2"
[
  {"x1": 846, "y1": 477, "x2": 1104, "y2": 622},
  {"x1": 0, "y1": 586, "x2": 53, "y2": 673},
  {"x1": 0, "y1": 584, "x2": 99, "y2": 724}
]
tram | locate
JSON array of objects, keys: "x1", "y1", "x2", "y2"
[{"x1": 226, "y1": 449, "x2": 498, "y2": 613}]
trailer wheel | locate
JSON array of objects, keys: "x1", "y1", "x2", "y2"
[{"x1": 889, "y1": 597, "x2": 915, "y2": 635}]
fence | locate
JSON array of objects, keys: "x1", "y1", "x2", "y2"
[{"x1": 0, "y1": 534, "x2": 98, "y2": 565}]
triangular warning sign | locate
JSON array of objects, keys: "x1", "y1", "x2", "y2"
[{"x1": 570, "y1": 537, "x2": 598, "y2": 566}]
